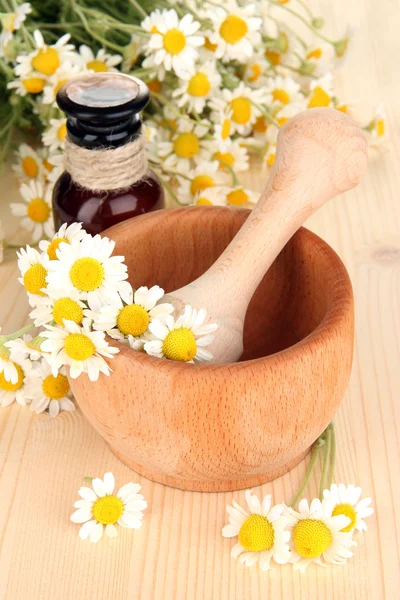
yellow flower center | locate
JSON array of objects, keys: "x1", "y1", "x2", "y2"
[
  {"x1": 70, "y1": 258, "x2": 104, "y2": 292},
  {"x1": 272, "y1": 88, "x2": 290, "y2": 104},
  {"x1": 22, "y1": 156, "x2": 39, "y2": 178},
  {"x1": 229, "y1": 97, "x2": 251, "y2": 125},
  {"x1": 27, "y1": 198, "x2": 50, "y2": 223},
  {"x1": 195, "y1": 198, "x2": 213, "y2": 206},
  {"x1": 87, "y1": 60, "x2": 108, "y2": 72},
  {"x1": 3, "y1": 14, "x2": 16, "y2": 32},
  {"x1": 0, "y1": 364, "x2": 24, "y2": 392},
  {"x1": 57, "y1": 123, "x2": 67, "y2": 142},
  {"x1": 42, "y1": 373, "x2": 70, "y2": 400},
  {"x1": 117, "y1": 304, "x2": 150, "y2": 336},
  {"x1": 187, "y1": 72, "x2": 211, "y2": 97},
  {"x1": 221, "y1": 118, "x2": 231, "y2": 140},
  {"x1": 147, "y1": 78, "x2": 161, "y2": 93},
  {"x1": 204, "y1": 37, "x2": 217, "y2": 52},
  {"x1": 31, "y1": 47, "x2": 60, "y2": 76},
  {"x1": 162, "y1": 328, "x2": 197, "y2": 362},
  {"x1": 265, "y1": 50, "x2": 281, "y2": 66},
  {"x1": 64, "y1": 333, "x2": 95, "y2": 361},
  {"x1": 376, "y1": 119, "x2": 385, "y2": 137},
  {"x1": 52, "y1": 298, "x2": 83, "y2": 326},
  {"x1": 190, "y1": 175, "x2": 215, "y2": 196},
  {"x1": 293, "y1": 519, "x2": 333, "y2": 558},
  {"x1": 306, "y1": 47, "x2": 322, "y2": 60},
  {"x1": 163, "y1": 29, "x2": 186, "y2": 55},
  {"x1": 248, "y1": 63, "x2": 262, "y2": 82},
  {"x1": 173, "y1": 132, "x2": 200, "y2": 159},
  {"x1": 43, "y1": 159, "x2": 54, "y2": 172},
  {"x1": 238, "y1": 514, "x2": 275, "y2": 552},
  {"x1": 336, "y1": 104, "x2": 348, "y2": 113},
  {"x1": 253, "y1": 116, "x2": 267, "y2": 133},
  {"x1": 54, "y1": 79, "x2": 68, "y2": 96},
  {"x1": 277, "y1": 116, "x2": 289, "y2": 126},
  {"x1": 92, "y1": 495, "x2": 124, "y2": 525},
  {"x1": 22, "y1": 77, "x2": 46, "y2": 94},
  {"x1": 23, "y1": 264, "x2": 47, "y2": 296},
  {"x1": 266, "y1": 152, "x2": 275, "y2": 167},
  {"x1": 219, "y1": 15, "x2": 248, "y2": 45},
  {"x1": 308, "y1": 86, "x2": 331, "y2": 108},
  {"x1": 47, "y1": 237, "x2": 69, "y2": 261},
  {"x1": 227, "y1": 189, "x2": 249, "y2": 206},
  {"x1": 214, "y1": 151, "x2": 234, "y2": 169},
  {"x1": 332, "y1": 503, "x2": 357, "y2": 532}
]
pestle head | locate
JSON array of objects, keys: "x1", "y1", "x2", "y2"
[{"x1": 164, "y1": 108, "x2": 368, "y2": 364}]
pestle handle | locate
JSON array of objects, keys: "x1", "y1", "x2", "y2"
[{"x1": 171, "y1": 108, "x2": 368, "y2": 321}]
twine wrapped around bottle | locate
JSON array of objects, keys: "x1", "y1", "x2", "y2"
[{"x1": 64, "y1": 133, "x2": 148, "y2": 191}]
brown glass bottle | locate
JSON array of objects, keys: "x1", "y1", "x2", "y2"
[{"x1": 53, "y1": 73, "x2": 165, "y2": 236}]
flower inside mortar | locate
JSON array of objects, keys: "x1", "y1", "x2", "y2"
[
  {"x1": 70, "y1": 472, "x2": 147, "y2": 542},
  {"x1": 145, "y1": 305, "x2": 218, "y2": 362},
  {"x1": 285, "y1": 497, "x2": 356, "y2": 572},
  {"x1": 222, "y1": 489, "x2": 291, "y2": 570},
  {"x1": 86, "y1": 283, "x2": 173, "y2": 344},
  {"x1": 323, "y1": 483, "x2": 374, "y2": 534}
]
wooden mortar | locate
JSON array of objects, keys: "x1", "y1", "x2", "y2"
[{"x1": 69, "y1": 207, "x2": 354, "y2": 492}]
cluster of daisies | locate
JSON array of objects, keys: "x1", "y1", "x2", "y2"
[
  {"x1": 0, "y1": 222, "x2": 218, "y2": 416},
  {"x1": 0, "y1": 1, "x2": 387, "y2": 248},
  {"x1": 221, "y1": 483, "x2": 373, "y2": 572}
]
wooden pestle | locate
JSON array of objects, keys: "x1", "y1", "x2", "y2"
[{"x1": 163, "y1": 108, "x2": 368, "y2": 363}]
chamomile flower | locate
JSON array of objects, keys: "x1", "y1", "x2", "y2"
[
  {"x1": 25, "y1": 360, "x2": 74, "y2": 417},
  {"x1": 191, "y1": 185, "x2": 231, "y2": 207},
  {"x1": 41, "y1": 318, "x2": 119, "y2": 381},
  {"x1": 265, "y1": 75, "x2": 303, "y2": 107},
  {"x1": 6, "y1": 333, "x2": 45, "y2": 362},
  {"x1": 145, "y1": 305, "x2": 218, "y2": 363},
  {"x1": 15, "y1": 30, "x2": 76, "y2": 77},
  {"x1": 226, "y1": 186, "x2": 258, "y2": 207},
  {"x1": 142, "y1": 9, "x2": 204, "y2": 80},
  {"x1": 212, "y1": 138, "x2": 249, "y2": 173},
  {"x1": 44, "y1": 152, "x2": 65, "y2": 185},
  {"x1": 263, "y1": 143, "x2": 277, "y2": 169},
  {"x1": 12, "y1": 144, "x2": 44, "y2": 180},
  {"x1": 11, "y1": 180, "x2": 53, "y2": 241},
  {"x1": 172, "y1": 60, "x2": 221, "y2": 113},
  {"x1": 0, "y1": 355, "x2": 32, "y2": 408},
  {"x1": 243, "y1": 55, "x2": 269, "y2": 85},
  {"x1": 275, "y1": 102, "x2": 304, "y2": 127},
  {"x1": 286, "y1": 497, "x2": 356, "y2": 572},
  {"x1": 29, "y1": 286, "x2": 86, "y2": 328},
  {"x1": 304, "y1": 43, "x2": 335, "y2": 77},
  {"x1": 7, "y1": 74, "x2": 46, "y2": 96},
  {"x1": 211, "y1": 107, "x2": 233, "y2": 151},
  {"x1": 307, "y1": 73, "x2": 334, "y2": 109},
  {"x1": 42, "y1": 62, "x2": 84, "y2": 105},
  {"x1": 0, "y1": 355, "x2": 19, "y2": 385},
  {"x1": 206, "y1": 0, "x2": 262, "y2": 62},
  {"x1": 368, "y1": 103, "x2": 387, "y2": 144},
  {"x1": 210, "y1": 83, "x2": 269, "y2": 135},
  {"x1": 0, "y1": 3, "x2": 32, "y2": 56},
  {"x1": 39, "y1": 222, "x2": 86, "y2": 261},
  {"x1": 222, "y1": 490, "x2": 291, "y2": 570},
  {"x1": 46, "y1": 233, "x2": 128, "y2": 306},
  {"x1": 87, "y1": 283, "x2": 173, "y2": 343},
  {"x1": 70, "y1": 472, "x2": 147, "y2": 542},
  {"x1": 79, "y1": 45, "x2": 122, "y2": 73},
  {"x1": 42, "y1": 117, "x2": 68, "y2": 152},
  {"x1": 17, "y1": 246, "x2": 50, "y2": 306},
  {"x1": 157, "y1": 118, "x2": 211, "y2": 172},
  {"x1": 177, "y1": 160, "x2": 226, "y2": 204},
  {"x1": 323, "y1": 484, "x2": 374, "y2": 534}
]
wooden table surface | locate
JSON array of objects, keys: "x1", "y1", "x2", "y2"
[{"x1": 0, "y1": 0, "x2": 399, "y2": 598}]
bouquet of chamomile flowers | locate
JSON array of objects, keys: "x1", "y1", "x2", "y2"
[
  {"x1": 0, "y1": 222, "x2": 218, "y2": 416},
  {"x1": 0, "y1": 0, "x2": 387, "y2": 253}
]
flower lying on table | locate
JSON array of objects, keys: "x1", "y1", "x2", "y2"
[
  {"x1": 0, "y1": 222, "x2": 218, "y2": 416},
  {"x1": 70, "y1": 472, "x2": 147, "y2": 542}
]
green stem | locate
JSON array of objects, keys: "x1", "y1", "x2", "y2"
[
  {"x1": 290, "y1": 440, "x2": 323, "y2": 508},
  {"x1": 295, "y1": 0, "x2": 314, "y2": 20},
  {"x1": 269, "y1": 0, "x2": 336, "y2": 45},
  {"x1": 218, "y1": 159, "x2": 239, "y2": 187},
  {"x1": 158, "y1": 173, "x2": 185, "y2": 206},
  {"x1": 250, "y1": 100, "x2": 280, "y2": 129},
  {"x1": 151, "y1": 93, "x2": 199, "y2": 124},
  {"x1": 127, "y1": 0, "x2": 148, "y2": 19},
  {"x1": 319, "y1": 425, "x2": 331, "y2": 500},
  {"x1": 84, "y1": 476, "x2": 93, "y2": 483},
  {"x1": 327, "y1": 422, "x2": 336, "y2": 488},
  {"x1": 3, "y1": 323, "x2": 35, "y2": 341}
]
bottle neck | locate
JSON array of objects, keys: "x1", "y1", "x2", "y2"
[
  {"x1": 64, "y1": 130, "x2": 148, "y2": 191},
  {"x1": 66, "y1": 114, "x2": 142, "y2": 149}
]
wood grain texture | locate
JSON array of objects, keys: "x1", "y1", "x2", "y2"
[
  {"x1": 70, "y1": 208, "x2": 354, "y2": 491},
  {"x1": 0, "y1": 0, "x2": 399, "y2": 595},
  {"x1": 163, "y1": 109, "x2": 367, "y2": 363}
]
